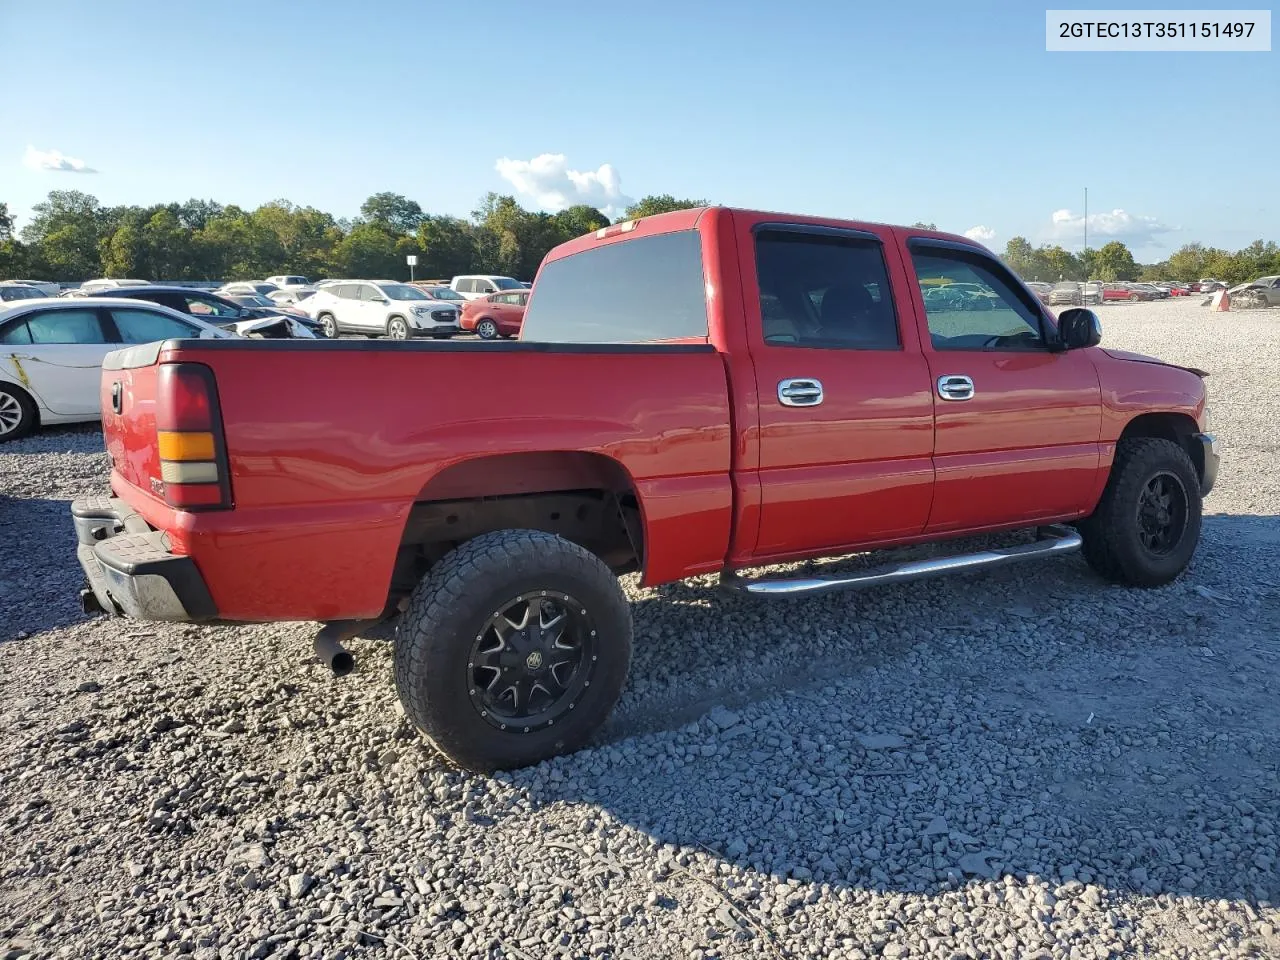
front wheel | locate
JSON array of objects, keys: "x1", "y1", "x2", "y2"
[
  {"x1": 1078, "y1": 437, "x2": 1202, "y2": 587},
  {"x1": 318, "y1": 313, "x2": 338, "y2": 339},
  {"x1": 394, "y1": 530, "x2": 632, "y2": 772},
  {"x1": 387, "y1": 317, "x2": 409, "y2": 340},
  {"x1": 475, "y1": 319, "x2": 499, "y2": 340}
]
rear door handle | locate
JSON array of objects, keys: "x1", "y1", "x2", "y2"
[
  {"x1": 937, "y1": 374, "x2": 975, "y2": 401},
  {"x1": 111, "y1": 381, "x2": 123, "y2": 414},
  {"x1": 778, "y1": 378, "x2": 824, "y2": 407}
]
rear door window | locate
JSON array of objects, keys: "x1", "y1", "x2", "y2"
[
  {"x1": 109, "y1": 307, "x2": 199, "y2": 344},
  {"x1": 521, "y1": 230, "x2": 708, "y2": 343},
  {"x1": 17, "y1": 309, "x2": 109, "y2": 344},
  {"x1": 753, "y1": 229, "x2": 900, "y2": 349}
]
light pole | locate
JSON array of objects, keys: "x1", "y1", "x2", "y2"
[{"x1": 1083, "y1": 187, "x2": 1089, "y2": 278}]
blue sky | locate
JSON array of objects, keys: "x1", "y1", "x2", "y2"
[{"x1": 1, "y1": 0, "x2": 1275, "y2": 258}]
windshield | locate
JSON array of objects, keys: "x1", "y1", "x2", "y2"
[
  {"x1": 0, "y1": 287, "x2": 46, "y2": 301},
  {"x1": 493, "y1": 278, "x2": 524, "y2": 290},
  {"x1": 378, "y1": 283, "x2": 428, "y2": 300}
]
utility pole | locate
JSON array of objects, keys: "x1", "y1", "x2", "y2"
[{"x1": 1084, "y1": 187, "x2": 1089, "y2": 272}]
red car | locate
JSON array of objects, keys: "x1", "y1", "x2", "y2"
[
  {"x1": 73, "y1": 206, "x2": 1217, "y2": 772},
  {"x1": 461, "y1": 289, "x2": 529, "y2": 339}
]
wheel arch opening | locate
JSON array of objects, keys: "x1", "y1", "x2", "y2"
[
  {"x1": 388, "y1": 451, "x2": 647, "y2": 605},
  {"x1": 1119, "y1": 412, "x2": 1205, "y2": 484}
]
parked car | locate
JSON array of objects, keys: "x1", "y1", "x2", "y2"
[
  {"x1": 450, "y1": 275, "x2": 525, "y2": 300},
  {"x1": 412, "y1": 284, "x2": 470, "y2": 307},
  {"x1": 65, "y1": 278, "x2": 151, "y2": 297},
  {"x1": 301, "y1": 280, "x2": 460, "y2": 339},
  {"x1": 218, "y1": 281, "x2": 280, "y2": 298},
  {"x1": 460, "y1": 289, "x2": 530, "y2": 339},
  {"x1": 73, "y1": 206, "x2": 1217, "y2": 773},
  {"x1": 1024, "y1": 281, "x2": 1052, "y2": 305},
  {"x1": 267, "y1": 287, "x2": 317, "y2": 306},
  {"x1": 1048, "y1": 281, "x2": 1083, "y2": 306},
  {"x1": 1131, "y1": 283, "x2": 1164, "y2": 300},
  {"x1": 0, "y1": 282, "x2": 50, "y2": 302},
  {"x1": 1102, "y1": 283, "x2": 1136, "y2": 302},
  {"x1": 266, "y1": 275, "x2": 311, "y2": 289},
  {"x1": 3, "y1": 279, "x2": 60, "y2": 297},
  {"x1": 0, "y1": 298, "x2": 232, "y2": 440},
  {"x1": 1227, "y1": 275, "x2": 1280, "y2": 308},
  {"x1": 87, "y1": 285, "x2": 322, "y2": 338},
  {"x1": 1082, "y1": 281, "x2": 1103, "y2": 305}
]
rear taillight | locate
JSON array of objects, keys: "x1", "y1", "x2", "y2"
[{"x1": 156, "y1": 363, "x2": 231, "y2": 510}]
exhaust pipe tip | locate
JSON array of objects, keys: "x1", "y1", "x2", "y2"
[
  {"x1": 328, "y1": 650, "x2": 355, "y2": 677},
  {"x1": 313, "y1": 618, "x2": 384, "y2": 677}
]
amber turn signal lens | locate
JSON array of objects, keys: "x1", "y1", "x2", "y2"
[{"x1": 157, "y1": 431, "x2": 216, "y2": 462}]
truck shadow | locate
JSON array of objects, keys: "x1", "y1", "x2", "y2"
[
  {"x1": 503, "y1": 512, "x2": 1280, "y2": 905},
  {"x1": 0, "y1": 496, "x2": 94, "y2": 642}
]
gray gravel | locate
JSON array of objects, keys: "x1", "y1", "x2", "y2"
[{"x1": 2, "y1": 298, "x2": 1278, "y2": 960}]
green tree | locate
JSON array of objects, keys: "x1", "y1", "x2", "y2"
[
  {"x1": 1091, "y1": 241, "x2": 1138, "y2": 281},
  {"x1": 1002, "y1": 236, "x2": 1040, "y2": 279},
  {"x1": 21, "y1": 190, "x2": 105, "y2": 280},
  {"x1": 0, "y1": 202, "x2": 13, "y2": 242},
  {"x1": 415, "y1": 216, "x2": 478, "y2": 279},
  {"x1": 1039, "y1": 245, "x2": 1081, "y2": 281},
  {"x1": 911, "y1": 221, "x2": 938, "y2": 230},
  {"x1": 334, "y1": 222, "x2": 402, "y2": 278},
  {"x1": 621, "y1": 195, "x2": 706, "y2": 221},
  {"x1": 553, "y1": 204, "x2": 610, "y2": 238},
  {"x1": 360, "y1": 192, "x2": 424, "y2": 234}
]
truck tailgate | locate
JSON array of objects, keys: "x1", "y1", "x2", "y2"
[{"x1": 101, "y1": 341, "x2": 167, "y2": 506}]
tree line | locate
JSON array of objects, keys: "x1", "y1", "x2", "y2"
[
  {"x1": 0, "y1": 192, "x2": 705, "y2": 284},
  {"x1": 1000, "y1": 235, "x2": 1280, "y2": 285},
  {"x1": 1, "y1": 193, "x2": 1275, "y2": 287}
]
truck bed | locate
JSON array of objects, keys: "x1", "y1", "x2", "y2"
[{"x1": 100, "y1": 338, "x2": 734, "y2": 621}]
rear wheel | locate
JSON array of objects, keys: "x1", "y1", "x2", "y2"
[
  {"x1": 1078, "y1": 437, "x2": 1202, "y2": 587},
  {"x1": 0, "y1": 384, "x2": 37, "y2": 441},
  {"x1": 394, "y1": 530, "x2": 632, "y2": 772},
  {"x1": 1129, "y1": 293, "x2": 1140, "y2": 302},
  {"x1": 475, "y1": 318, "x2": 499, "y2": 340},
  {"x1": 318, "y1": 313, "x2": 338, "y2": 339}
]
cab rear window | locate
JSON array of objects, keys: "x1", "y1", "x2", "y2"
[{"x1": 521, "y1": 230, "x2": 708, "y2": 343}]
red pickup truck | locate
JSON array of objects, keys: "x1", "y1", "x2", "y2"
[{"x1": 72, "y1": 207, "x2": 1218, "y2": 771}]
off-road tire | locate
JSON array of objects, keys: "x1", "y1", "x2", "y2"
[
  {"x1": 1078, "y1": 437, "x2": 1202, "y2": 587},
  {"x1": 394, "y1": 530, "x2": 632, "y2": 772},
  {"x1": 0, "y1": 383, "x2": 37, "y2": 441}
]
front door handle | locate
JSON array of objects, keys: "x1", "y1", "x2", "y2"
[
  {"x1": 937, "y1": 374, "x2": 975, "y2": 401},
  {"x1": 778, "y1": 378, "x2": 824, "y2": 407}
]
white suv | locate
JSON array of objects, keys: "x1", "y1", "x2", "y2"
[
  {"x1": 450, "y1": 275, "x2": 524, "y2": 300},
  {"x1": 302, "y1": 280, "x2": 460, "y2": 339},
  {"x1": 266, "y1": 275, "x2": 311, "y2": 288}
]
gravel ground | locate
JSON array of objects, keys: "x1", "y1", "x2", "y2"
[{"x1": 2, "y1": 298, "x2": 1277, "y2": 960}]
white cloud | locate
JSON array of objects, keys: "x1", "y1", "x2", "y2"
[
  {"x1": 1048, "y1": 207, "x2": 1175, "y2": 248},
  {"x1": 24, "y1": 145, "x2": 97, "y2": 173},
  {"x1": 495, "y1": 153, "x2": 632, "y2": 216},
  {"x1": 964, "y1": 225, "x2": 996, "y2": 243}
]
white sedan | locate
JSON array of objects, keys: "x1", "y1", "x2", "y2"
[{"x1": 0, "y1": 298, "x2": 232, "y2": 441}]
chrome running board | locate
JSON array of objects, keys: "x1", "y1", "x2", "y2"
[{"x1": 720, "y1": 524, "x2": 1082, "y2": 598}]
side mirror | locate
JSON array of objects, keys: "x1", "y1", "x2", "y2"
[{"x1": 1058, "y1": 307, "x2": 1102, "y2": 350}]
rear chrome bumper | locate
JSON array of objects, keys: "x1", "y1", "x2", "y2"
[{"x1": 71, "y1": 496, "x2": 217, "y2": 622}]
